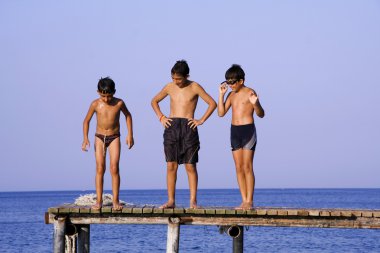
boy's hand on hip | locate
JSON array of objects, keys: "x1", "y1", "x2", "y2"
[
  {"x1": 82, "y1": 140, "x2": 90, "y2": 152},
  {"x1": 161, "y1": 117, "x2": 173, "y2": 128},
  {"x1": 219, "y1": 83, "x2": 228, "y2": 95},
  {"x1": 188, "y1": 118, "x2": 203, "y2": 129},
  {"x1": 126, "y1": 136, "x2": 134, "y2": 149}
]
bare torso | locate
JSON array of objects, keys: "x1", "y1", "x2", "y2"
[
  {"x1": 229, "y1": 87, "x2": 255, "y2": 125},
  {"x1": 94, "y1": 98, "x2": 122, "y2": 135},
  {"x1": 167, "y1": 81, "x2": 199, "y2": 118}
]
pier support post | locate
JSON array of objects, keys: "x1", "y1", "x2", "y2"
[
  {"x1": 78, "y1": 224, "x2": 90, "y2": 253},
  {"x1": 232, "y1": 226, "x2": 244, "y2": 253},
  {"x1": 166, "y1": 217, "x2": 180, "y2": 253},
  {"x1": 53, "y1": 216, "x2": 66, "y2": 253}
]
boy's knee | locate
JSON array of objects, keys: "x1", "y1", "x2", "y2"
[
  {"x1": 167, "y1": 163, "x2": 178, "y2": 172},
  {"x1": 235, "y1": 164, "x2": 243, "y2": 172},
  {"x1": 96, "y1": 165, "x2": 105, "y2": 174},
  {"x1": 109, "y1": 164, "x2": 119, "y2": 175},
  {"x1": 243, "y1": 165, "x2": 253, "y2": 173},
  {"x1": 184, "y1": 164, "x2": 196, "y2": 173}
]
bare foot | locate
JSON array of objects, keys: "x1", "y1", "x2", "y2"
[
  {"x1": 113, "y1": 202, "x2": 123, "y2": 211},
  {"x1": 242, "y1": 202, "x2": 253, "y2": 210},
  {"x1": 234, "y1": 202, "x2": 245, "y2": 210},
  {"x1": 190, "y1": 201, "x2": 198, "y2": 209},
  {"x1": 159, "y1": 202, "x2": 175, "y2": 209},
  {"x1": 91, "y1": 202, "x2": 102, "y2": 210}
]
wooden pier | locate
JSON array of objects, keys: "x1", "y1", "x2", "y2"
[{"x1": 45, "y1": 204, "x2": 380, "y2": 253}]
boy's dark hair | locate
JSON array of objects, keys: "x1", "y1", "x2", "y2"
[
  {"x1": 171, "y1": 60, "x2": 190, "y2": 77},
  {"x1": 98, "y1": 77, "x2": 116, "y2": 94},
  {"x1": 225, "y1": 64, "x2": 245, "y2": 81}
]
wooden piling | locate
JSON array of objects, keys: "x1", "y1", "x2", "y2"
[
  {"x1": 53, "y1": 216, "x2": 66, "y2": 253},
  {"x1": 78, "y1": 224, "x2": 90, "y2": 253},
  {"x1": 166, "y1": 217, "x2": 180, "y2": 253},
  {"x1": 232, "y1": 226, "x2": 243, "y2": 253}
]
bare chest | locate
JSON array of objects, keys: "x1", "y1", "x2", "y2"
[
  {"x1": 96, "y1": 103, "x2": 121, "y2": 118},
  {"x1": 230, "y1": 93, "x2": 251, "y2": 109},
  {"x1": 168, "y1": 86, "x2": 198, "y2": 103}
]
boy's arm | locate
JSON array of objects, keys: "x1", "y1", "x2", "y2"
[
  {"x1": 151, "y1": 85, "x2": 172, "y2": 128},
  {"x1": 188, "y1": 83, "x2": 217, "y2": 129},
  {"x1": 249, "y1": 90, "x2": 265, "y2": 118},
  {"x1": 218, "y1": 82, "x2": 232, "y2": 117},
  {"x1": 82, "y1": 102, "x2": 96, "y2": 151},
  {"x1": 121, "y1": 101, "x2": 134, "y2": 149}
]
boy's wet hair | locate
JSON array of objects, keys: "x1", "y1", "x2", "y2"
[
  {"x1": 98, "y1": 77, "x2": 116, "y2": 94},
  {"x1": 171, "y1": 60, "x2": 190, "y2": 77},
  {"x1": 225, "y1": 64, "x2": 245, "y2": 81}
]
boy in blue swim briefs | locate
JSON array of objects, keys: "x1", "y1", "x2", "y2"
[
  {"x1": 218, "y1": 64, "x2": 265, "y2": 210},
  {"x1": 151, "y1": 60, "x2": 216, "y2": 209}
]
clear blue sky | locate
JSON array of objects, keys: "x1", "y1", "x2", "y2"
[{"x1": 1, "y1": 1, "x2": 379, "y2": 191}]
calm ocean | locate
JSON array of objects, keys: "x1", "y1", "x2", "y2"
[{"x1": 0, "y1": 189, "x2": 379, "y2": 253}]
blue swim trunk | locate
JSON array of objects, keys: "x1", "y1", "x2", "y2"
[{"x1": 230, "y1": 123, "x2": 257, "y2": 151}]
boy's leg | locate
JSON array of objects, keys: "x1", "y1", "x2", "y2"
[
  {"x1": 242, "y1": 150, "x2": 255, "y2": 208},
  {"x1": 184, "y1": 163, "x2": 198, "y2": 208},
  {"x1": 160, "y1": 161, "x2": 178, "y2": 208},
  {"x1": 108, "y1": 137, "x2": 121, "y2": 209},
  {"x1": 232, "y1": 149, "x2": 247, "y2": 208},
  {"x1": 94, "y1": 137, "x2": 106, "y2": 208}
]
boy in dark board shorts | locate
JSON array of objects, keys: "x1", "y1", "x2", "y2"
[
  {"x1": 218, "y1": 64, "x2": 265, "y2": 210},
  {"x1": 151, "y1": 60, "x2": 216, "y2": 208},
  {"x1": 82, "y1": 77, "x2": 134, "y2": 211}
]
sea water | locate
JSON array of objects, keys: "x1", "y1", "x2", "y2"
[{"x1": 0, "y1": 189, "x2": 379, "y2": 253}]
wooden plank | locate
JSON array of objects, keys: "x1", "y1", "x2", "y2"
[
  {"x1": 351, "y1": 211, "x2": 362, "y2": 217},
  {"x1": 80, "y1": 208, "x2": 90, "y2": 214},
  {"x1": 362, "y1": 211, "x2": 373, "y2": 218},
  {"x1": 59, "y1": 208, "x2": 70, "y2": 214},
  {"x1": 48, "y1": 207, "x2": 59, "y2": 213},
  {"x1": 308, "y1": 210, "x2": 320, "y2": 216},
  {"x1": 373, "y1": 211, "x2": 380, "y2": 218},
  {"x1": 122, "y1": 207, "x2": 133, "y2": 214},
  {"x1": 205, "y1": 209, "x2": 216, "y2": 215},
  {"x1": 330, "y1": 211, "x2": 341, "y2": 217},
  {"x1": 101, "y1": 207, "x2": 112, "y2": 213},
  {"x1": 215, "y1": 209, "x2": 226, "y2": 215},
  {"x1": 174, "y1": 208, "x2": 185, "y2": 214},
  {"x1": 164, "y1": 208, "x2": 174, "y2": 214},
  {"x1": 297, "y1": 210, "x2": 309, "y2": 216},
  {"x1": 267, "y1": 209, "x2": 278, "y2": 216},
  {"x1": 132, "y1": 207, "x2": 143, "y2": 214},
  {"x1": 287, "y1": 209, "x2": 298, "y2": 216},
  {"x1": 320, "y1": 211, "x2": 330, "y2": 217},
  {"x1": 236, "y1": 209, "x2": 246, "y2": 215},
  {"x1": 90, "y1": 208, "x2": 101, "y2": 214},
  {"x1": 153, "y1": 208, "x2": 164, "y2": 214},
  {"x1": 277, "y1": 210, "x2": 288, "y2": 216},
  {"x1": 143, "y1": 207, "x2": 153, "y2": 214},
  {"x1": 340, "y1": 211, "x2": 353, "y2": 217},
  {"x1": 193, "y1": 208, "x2": 206, "y2": 214},
  {"x1": 226, "y1": 209, "x2": 237, "y2": 215}
]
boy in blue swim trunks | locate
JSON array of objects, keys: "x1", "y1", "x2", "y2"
[
  {"x1": 218, "y1": 64, "x2": 265, "y2": 210},
  {"x1": 82, "y1": 77, "x2": 134, "y2": 211},
  {"x1": 151, "y1": 60, "x2": 216, "y2": 208}
]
